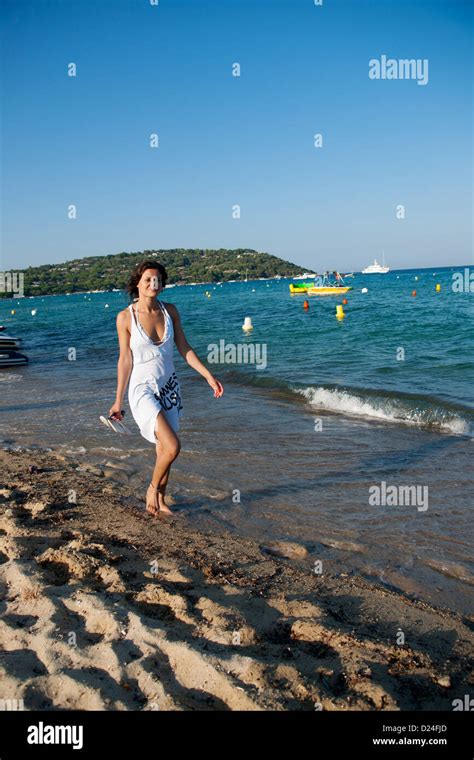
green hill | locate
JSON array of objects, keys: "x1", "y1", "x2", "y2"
[{"x1": 4, "y1": 248, "x2": 306, "y2": 297}]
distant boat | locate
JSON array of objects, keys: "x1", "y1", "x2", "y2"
[
  {"x1": 0, "y1": 333, "x2": 29, "y2": 366},
  {"x1": 0, "y1": 350, "x2": 28, "y2": 367},
  {"x1": 362, "y1": 253, "x2": 389, "y2": 274},
  {"x1": 0, "y1": 333, "x2": 22, "y2": 349},
  {"x1": 289, "y1": 271, "x2": 352, "y2": 296},
  {"x1": 293, "y1": 271, "x2": 318, "y2": 280},
  {"x1": 290, "y1": 285, "x2": 352, "y2": 296}
]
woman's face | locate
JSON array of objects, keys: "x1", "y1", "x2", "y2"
[{"x1": 138, "y1": 268, "x2": 163, "y2": 297}]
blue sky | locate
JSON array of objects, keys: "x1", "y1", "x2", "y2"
[{"x1": 1, "y1": 0, "x2": 472, "y2": 272}]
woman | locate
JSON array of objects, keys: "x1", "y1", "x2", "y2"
[{"x1": 109, "y1": 260, "x2": 224, "y2": 516}]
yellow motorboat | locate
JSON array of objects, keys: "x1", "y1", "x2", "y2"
[
  {"x1": 289, "y1": 270, "x2": 353, "y2": 295},
  {"x1": 289, "y1": 283, "x2": 315, "y2": 293},
  {"x1": 289, "y1": 283, "x2": 352, "y2": 295},
  {"x1": 306, "y1": 286, "x2": 352, "y2": 296}
]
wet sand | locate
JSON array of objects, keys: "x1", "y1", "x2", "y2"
[{"x1": 0, "y1": 447, "x2": 472, "y2": 711}]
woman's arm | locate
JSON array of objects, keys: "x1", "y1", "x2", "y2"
[
  {"x1": 109, "y1": 310, "x2": 133, "y2": 419},
  {"x1": 167, "y1": 302, "x2": 224, "y2": 397}
]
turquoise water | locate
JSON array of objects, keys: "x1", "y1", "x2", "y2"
[
  {"x1": 1, "y1": 265, "x2": 473, "y2": 614},
  {"x1": 199, "y1": 268, "x2": 473, "y2": 435}
]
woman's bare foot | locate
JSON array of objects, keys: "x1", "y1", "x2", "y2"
[
  {"x1": 146, "y1": 482, "x2": 159, "y2": 516},
  {"x1": 158, "y1": 488, "x2": 173, "y2": 514}
]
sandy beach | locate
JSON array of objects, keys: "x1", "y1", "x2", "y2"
[{"x1": 0, "y1": 446, "x2": 472, "y2": 712}]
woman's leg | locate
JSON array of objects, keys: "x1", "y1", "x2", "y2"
[
  {"x1": 148, "y1": 412, "x2": 180, "y2": 515},
  {"x1": 156, "y1": 453, "x2": 172, "y2": 510}
]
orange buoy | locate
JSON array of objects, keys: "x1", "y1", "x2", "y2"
[
  {"x1": 342, "y1": 298, "x2": 348, "y2": 305},
  {"x1": 303, "y1": 300, "x2": 309, "y2": 310},
  {"x1": 412, "y1": 290, "x2": 417, "y2": 296}
]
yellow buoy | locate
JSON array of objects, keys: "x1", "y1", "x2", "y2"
[
  {"x1": 336, "y1": 304, "x2": 345, "y2": 319},
  {"x1": 435, "y1": 283, "x2": 441, "y2": 292},
  {"x1": 11, "y1": 309, "x2": 15, "y2": 314}
]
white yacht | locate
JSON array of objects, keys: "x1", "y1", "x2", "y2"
[
  {"x1": 293, "y1": 271, "x2": 318, "y2": 280},
  {"x1": 362, "y1": 255, "x2": 390, "y2": 274}
]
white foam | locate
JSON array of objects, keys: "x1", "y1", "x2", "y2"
[
  {"x1": 297, "y1": 386, "x2": 470, "y2": 436},
  {"x1": 63, "y1": 445, "x2": 87, "y2": 455}
]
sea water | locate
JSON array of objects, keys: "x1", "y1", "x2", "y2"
[{"x1": 1, "y1": 266, "x2": 472, "y2": 614}]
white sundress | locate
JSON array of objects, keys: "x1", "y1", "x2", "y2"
[{"x1": 127, "y1": 300, "x2": 183, "y2": 445}]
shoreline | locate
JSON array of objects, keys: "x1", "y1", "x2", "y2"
[
  {"x1": 0, "y1": 264, "x2": 468, "y2": 302},
  {"x1": 0, "y1": 447, "x2": 472, "y2": 711}
]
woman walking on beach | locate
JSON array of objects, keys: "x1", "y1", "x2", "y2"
[{"x1": 109, "y1": 260, "x2": 224, "y2": 516}]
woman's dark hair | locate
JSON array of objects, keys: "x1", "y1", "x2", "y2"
[{"x1": 127, "y1": 260, "x2": 168, "y2": 300}]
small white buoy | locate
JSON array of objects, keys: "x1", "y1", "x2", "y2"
[
  {"x1": 415, "y1": 276, "x2": 419, "y2": 281},
  {"x1": 105, "y1": 304, "x2": 109, "y2": 308},
  {"x1": 361, "y1": 287, "x2": 368, "y2": 293},
  {"x1": 31, "y1": 308, "x2": 37, "y2": 316},
  {"x1": 242, "y1": 316, "x2": 253, "y2": 332},
  {"x1": 251, "y1": 288, "x2": 256, "y2": 292}
]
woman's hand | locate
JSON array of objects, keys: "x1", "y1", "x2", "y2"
[
  {"x1": 108, "y1": 402, "x2": 124, "y2": 421},
  {"x1": 207, "y1": 376, "x2": 224, "y2": 398}
]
